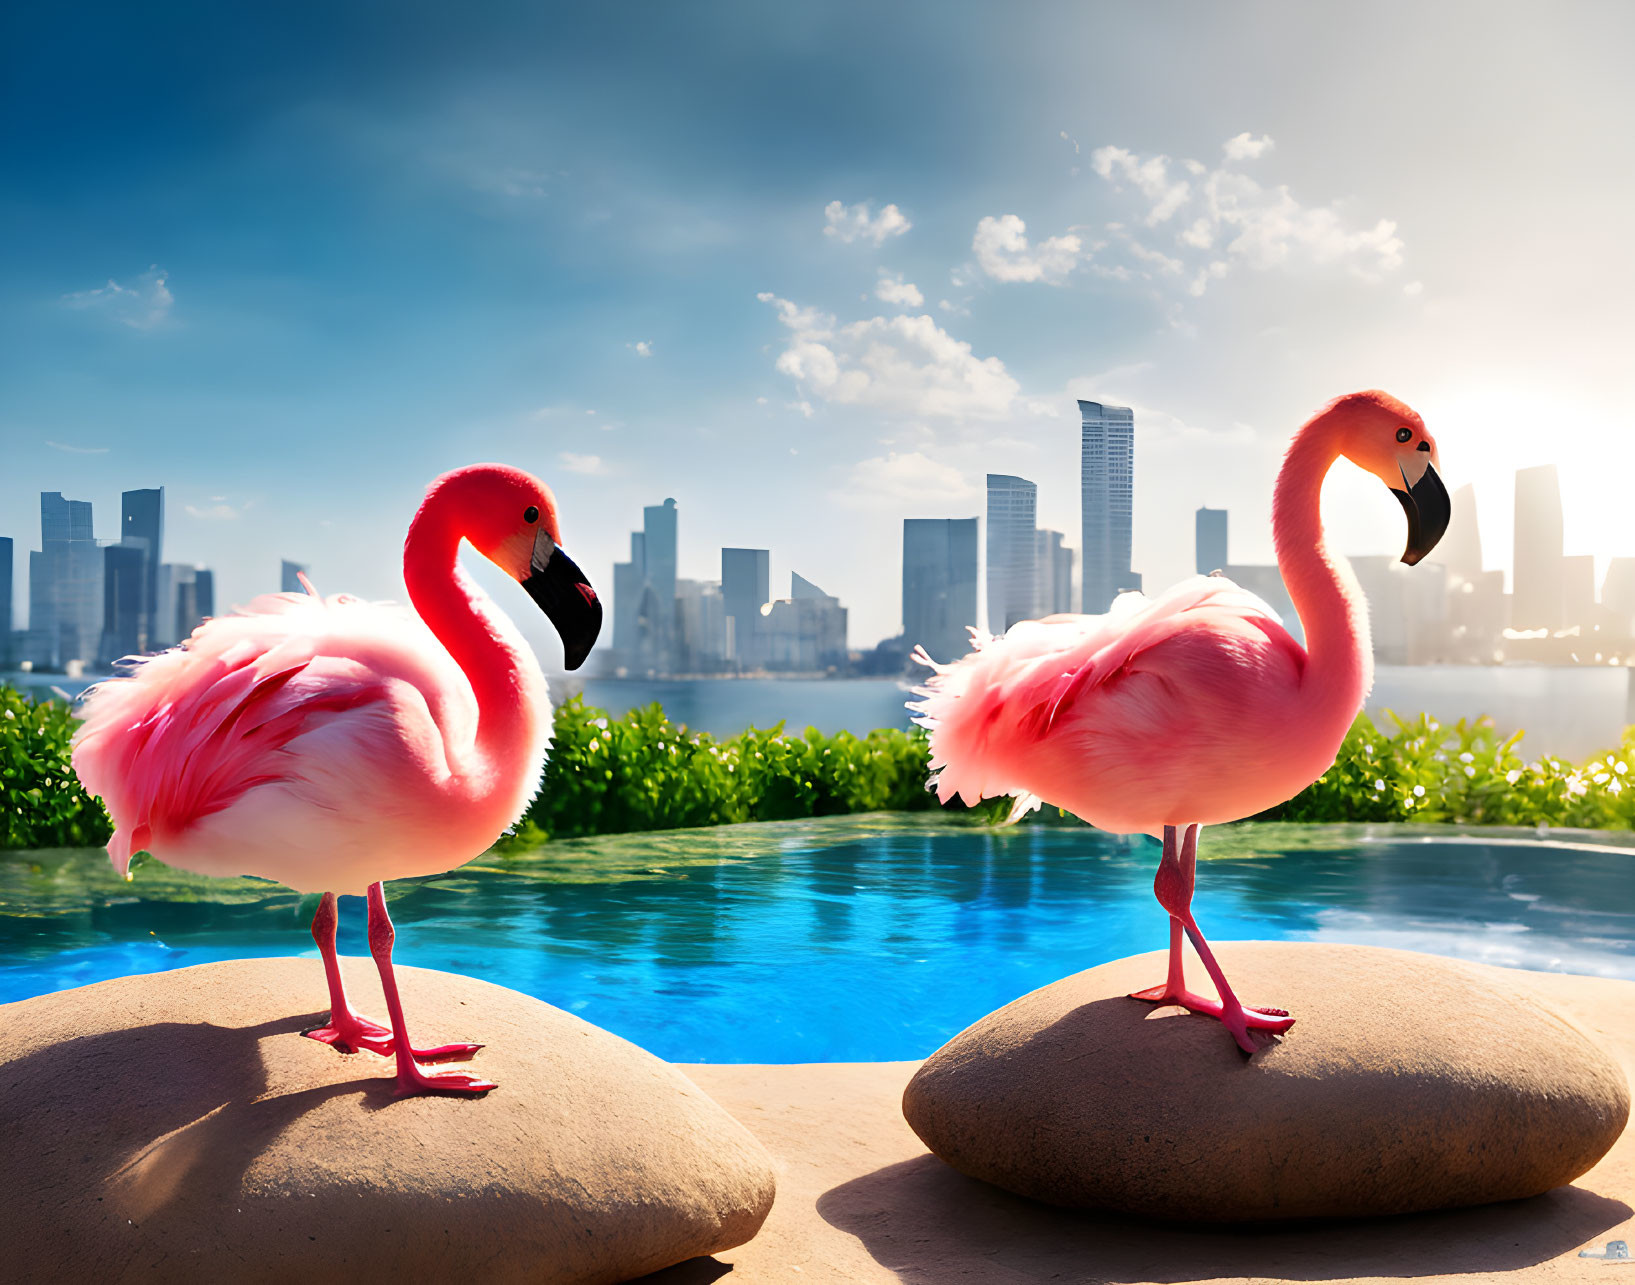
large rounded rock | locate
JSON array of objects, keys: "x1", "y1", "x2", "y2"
[
  {"x1": 2, "y1": 958, "x2": 775, "y2": 1283},
  {"x1": 903, "y1": 943, "x2": 1629, "y2": 1222}
]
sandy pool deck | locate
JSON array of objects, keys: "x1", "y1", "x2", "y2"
[{"x1": 652, "y1": 971, "x2": 1635, "y2": 1284}]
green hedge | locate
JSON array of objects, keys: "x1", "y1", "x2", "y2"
[{"x1": 4, "y1": 681, "x2": 1634, "y2": 851}]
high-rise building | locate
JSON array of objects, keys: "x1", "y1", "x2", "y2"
[
  {"x1": 902, "y1": 517, "x2": 979, "y2": 664},
  {"x1": 1430, "y1": 483, "x2": 1483, "y2": 583},
  {"x1": 192, "y1": 567, "x2": 215, "y2": 627},
  {"x1": 986, "y1": 474, "x2": 1037, "y2": 634},
  {"x1": 674, "y1": 579, "x2": 728, "y2": 671},
  {"x1": 611, "y1": 531, "x2": 648, "y2": 664},
  {"x1": 30, "y1": 492, "x2": 102, "y2": 670},
  {"x1": 1080, "y1": 400, "x2": 1135, "y2": 613},
  {"x1": 722, "y1": 547, "x2": 770, "y2": 666},
  {"x1": 0, "y1": 536, "x2": 11, "y2": 667},
  {"x1": 156, "y1": 563, "x2": 213, "y2": 647},
  {"x1": 760, "y1": 573, "x2": 848, "y2": 671},
  {"x1": 281, "y1": 560, "x2": 310, "y2": 593},
  {"x1": 120, "y1": 487, "x2": 163, "y2": 650},
  {"x1": 100, "y1": 544, "x2": 147, "y2": 664},
  {"x1": 1603, "y1": 558, "x2": 1635, "y2": 638},
  {"x1": 1195, "y1": 507, "x2": 1228, "y2": 575},
  {"x1": 642, "y1": 499, "x2": 678, "y2": 659},
  {"x1": 1351, "y1": 555, "x2": 1449, "y2": 664},
  {"x1": 1035, "y1": 529, "x2": 1073, "y2": 616},
  {"x1": 1562, "y1": 554, "x2": 1597, "y2": 635},
  {"x1": 1512, "y1": 465, "x2": 1564, "y2": 631}
]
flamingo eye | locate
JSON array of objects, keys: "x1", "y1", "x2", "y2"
[
  {"x1": 524, "y1": 505, "x2": 540, "y2": 524},
  {"x1": 1395, "y1": 427, "x2": 1413, "y2": 443}
]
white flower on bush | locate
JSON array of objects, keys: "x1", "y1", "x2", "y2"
[
  {"x1": 1459, "y1": 752, "x2": 1474, "y2": 764},
  {"x1": 1506, "y1": 768, "x2": 1522, "y2": 785},
  {"x1": 1412, "y1": 784, "x2": 1425, "y2": 797},
  {"x1": 1374, "y1": 779, "x2": 1386, "y2": 791}
]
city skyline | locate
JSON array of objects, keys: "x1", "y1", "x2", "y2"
[{"x1": 5, "y1": 4, "x2": 1635, "y2": 657}]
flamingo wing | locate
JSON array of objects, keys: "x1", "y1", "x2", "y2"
[
  {"x1": 911, "y1": 575, "x2": 1305, "y2": 814},
  {"x1": 72, "y1": 589, "x2": 475, "y2": 877}
]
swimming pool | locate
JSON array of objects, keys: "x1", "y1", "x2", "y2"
[{"x1": 3, "y1": 816, "x2": 1632, "y2": 1062}]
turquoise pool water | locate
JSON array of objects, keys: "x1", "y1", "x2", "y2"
[{"x1": 3, "y1": 817, "x2": 1633, "y2": 1062}]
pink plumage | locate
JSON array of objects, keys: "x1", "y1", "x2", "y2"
[
  {"x1": 69, "y1": 463, "x2": 604, "y2": 1095},
  {"x1": 910, "y1": 391, "x2": 1451, "y2": 1052}
]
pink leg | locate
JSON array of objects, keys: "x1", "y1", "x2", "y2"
[
  {"x1": 366, "y1": 881, "x2": 496, "y2": 1097},
  {"x1": 304, "y1": 890, "x2": 483, "y2": 1064},
  {"x1": 1128, "y1": 824, "x2": 1294, "y2": 1053}
]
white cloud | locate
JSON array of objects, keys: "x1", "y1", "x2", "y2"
[
  {"x1": 971, "y1": 214, "x2": 1083, "y2": 284},
  {"x1": 1223, "y1": 132, "x2": 1275, "y2": 161},
  {"x1": 1088, "y1": 134, "x2": 1406, "y2": 296},
  {"x1": 874, "y1": 270, "x2": 925, "y2": 308},
  {"x1": 628, "y1": 340, "x2": 653, "y2": 357},
  {"x1": 45, "y1": 440, "x2": 110, "y2": 455},
  {"x1": 1089, "y1": 147, "x2": 1191, "y2": 224},
  {"x1": 823, "y1": 200, "x2": 911, "y2": 246},
  {"x1": 62, "y1": 266, "x2": 173, "y2": 329},
  {"x1": 184, "y1": 502, "x2": 243, "y2": 520},
  {"x1": 834, "y1": 450, "x2": 977, "y2": 510},
  {"x1": 560, "y1": 452, "x2": 607, "y2": 475},
  {"x1": 758, "y1": 291, "x2": 1023, "y2": 421}
]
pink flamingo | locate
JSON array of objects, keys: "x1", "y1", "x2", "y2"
[
  {"x1": 71, "y1": 465, "x2": 602, "y2": 1096},
  {"x1": 912, "y1": 391, "x2": 1450, "y2": 1052}
]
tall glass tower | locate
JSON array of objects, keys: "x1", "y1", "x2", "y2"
[
  {"x1": 903, "y1": 517, "x2": 979, "y2": 663},
  {"x1": 1079, "y1": 400, "x2": 1135, "y2": 613},
  {"x1": 985, "y1": 474, "x2": 1037, "y2": 634},
  {"x1": 1512, "y1": 464, "x2": 1564, "y2": 631},
  {"x1": 121, "y1": 487, "x2": 163, "y2": 651}
]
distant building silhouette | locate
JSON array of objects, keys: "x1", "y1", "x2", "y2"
[
  {"x1": 1512, "y1": 464, "x2": 1564, "y2": 631},
  {"x1": 100, "y1": 543, "x2": 147, "y2": 664},
  {"x1": 1351, "y1": 555, "x2": 1449, "y2": 665},
  {"x1": 1079, "y1": 400, "x2": 1135, "y2": 613},
  {"x1": 986, "y1": 473, "x2": 1037, "y2": 634},
  {"x1": 30, "y1": 492, "x2": 102, "y2": 670},
  {"x1": 761, "y1": 573, "x2": 847, "y2": 671},
  {"x1": 120, "y1": 487, "x2": 163, "y2": 650},
  {"x1": 902, "y1": 517, "x2": 978, "y2": 664},
  {"x1": 0, "y1": 536, "x2": 11, "y2": 667},
  {"x1": 1195, "y1": 507, "x2": 1228, "y2": 575},
  {"x1": 281, "y1": 559, "x2": 310, "y2": 594},
  {"x1": 642, "y1": 499, "x2": 678, "y2": 664},
  {"x1": 156, "y1": 563, "x2": 212, "y2": 647},
  {"x1": 722, "y1": 547, "x2": 770, "y2": 666},
  {"x1": 1603, "y1": 558, "x2": 1635, "y2": 637},
  {"x1": 674, "y1": 578, "x2": 727, "y2": 671},
  {"x1": 1035, "y1": 529, "x2": 1073, "y2": 616}
]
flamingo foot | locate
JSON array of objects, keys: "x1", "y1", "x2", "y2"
[
  {"x1": 304, "y1": 1012, "x2": 483, "y2": 1063},
  {"x1": 393, "y1": 1061, "x2": 498, "y2": 1098},
  {"x1": 1127, "y1": 984, "x2": 1295, "y2": 1053}
]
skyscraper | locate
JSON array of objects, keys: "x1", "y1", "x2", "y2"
[
  {"x1": 722, "y1": 547, "x2": 770, "y2": 665},
  {"x1": 611, "y1": 531, "x2": 648, "y2": 663},
  {"x1": 1080, "y1": 399, "x2": 1135, "y2": 613},
  {"x1": 192, "y1": 568, "x2": 215, "y2": 627},
  {"x1": 100, "y1": 544, "x2": 147, "y2": 664},
  {"x1": 281, "y1": 560, "x2": 310, "y2": 593},
  {"x1": 1195, "y1": 507, "x2": 1228, "y2": 575},
  {"x1": 1035, "y1": 529, "x2": 1072, "y2": 616},
  {"x1": 30, "y1": 492, "x2": 102, "y2": 669},
  {"x1": 0, "y1": 536, "x2": 11, "y2": 666},
  {"x1": 902, "y1": 517, "x2": 979, "y2": 663},
  {"x1": 1512, "y1": 465, "x2": 1564, "y2": 631},
  {"x1": 986, "y1": 473, "x2": 1037, "y2": 634},
  {"x1": 121, "y1": 487, "x2": 163, "y2": 650},
  {"x1": 642, "y1": 499, "x2": 678, "y2": 659}
]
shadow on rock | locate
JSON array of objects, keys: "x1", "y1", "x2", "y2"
[{"x1": 816, "y1": 1153, "x2": 1631, "y2": 1284}]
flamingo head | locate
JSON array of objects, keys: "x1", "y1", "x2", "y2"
[
  {"x1": 1329, "y1": 390, "x2": 1450, "y2": 566},
  {"x1": 435, "y1": 464, "x2": 604, "y2": 669}
]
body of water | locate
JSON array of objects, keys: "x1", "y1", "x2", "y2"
[
  {"x1": 3, "y1": 818, "x2": 1632, "y2": 1062},
  {"x1": 9, "y1": 664, "x2": 1629, "y2": 754}
]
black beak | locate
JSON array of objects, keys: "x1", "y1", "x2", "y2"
[
  {"x1": 522, "y1": 533, "x2": 602, "y2": 670},
  {"x1": 1390, "y1": 462, "x2": 1451, "y2": 567}
]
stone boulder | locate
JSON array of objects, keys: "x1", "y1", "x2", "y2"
[
  {"x1": 1, "y1": 958, "x2": 775, "y2": 1283},
  {"x1": 903, "y1": 942, "x2": 1629, "y2": 1222}
]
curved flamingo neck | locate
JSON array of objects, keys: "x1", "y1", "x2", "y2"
[
  {"x1": 1272, "y1": 414, "x2": 1373, "y2": 720},
  {"x1": 402, "y1": 503, "x2": 538, "y2": 790}
]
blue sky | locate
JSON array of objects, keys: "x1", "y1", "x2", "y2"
[{"x1": 4, "y1": 1, "x2": 1634, "y2": 660}]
